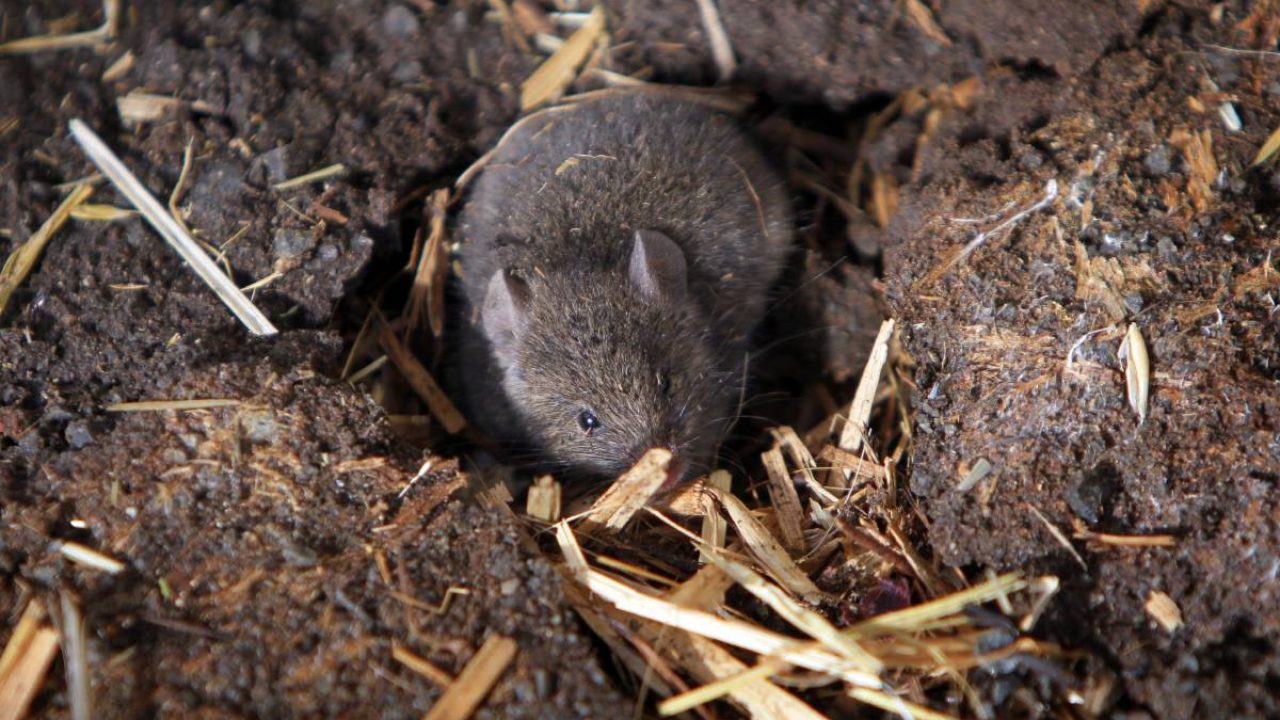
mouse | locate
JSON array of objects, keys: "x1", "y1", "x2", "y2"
[{"x1": 455, "y1": 89, "x2": 793, "y2": 484}]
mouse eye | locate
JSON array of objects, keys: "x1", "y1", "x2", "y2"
[
  {"x1": 658, "y1": 372, "x2": 671, "y2": 395},
  {"x1": 576, "y1": 409, "x2": 601, "y2": 436}
]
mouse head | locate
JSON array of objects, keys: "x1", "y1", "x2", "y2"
[{"x1": 480, "y1": 230, "x2": 734, "y2": 480}]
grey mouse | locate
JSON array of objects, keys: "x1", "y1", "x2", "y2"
[{"x1": 456, "y1": 90, "x2": 792, "y2": 483}]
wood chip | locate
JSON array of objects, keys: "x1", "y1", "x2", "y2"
[
  {"x1": 839, "y1": 319, "x2": 895, "y2": 454},
  {"x1": 422, "y1": 635, "x2": 518, "y2": 720},
  {"x1": 0, "y1": 183, "x2": 93, "y2": 316},
  {"x1": 955, "y1": 457, "x2": 992, "y2": 492},
  {"x1": 1122, "y1": 322, "x2": 1150, "y2": 425},
  {"x1": 519, "y1": 5, "x2": 605, "y2": 111},
  {"x1": 581, "y1": 448, "x2": 671, "y2": 530},
  {"x1": 904, "y1": 0, "x2": 952, "y2": 46},
  {"x1": 816, "y1": 445, "x2": 888, "y2": 484},
  {"x1": 117, "y1": 91, "x2": 183, "y2": 125},
  {"x1": 526, "y1": 475, "x2": 562, "y2": 523},
  {"x1": 706, "y1": 486, "x2": 823, "y2": 603},
  {"x1": 1144, "y1": 590, "x2": 1183, "y2": 632},
  {"x1": 378, "y1": 319, "x2": 467, "y2": 434}
]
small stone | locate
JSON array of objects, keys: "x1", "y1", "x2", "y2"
[
  {"x1": 239, "y1": 409, "x2": 280, "y2": 444},
  {"x1": 391, "y1": 60, "x2": 423, "y2": 83},
  {"x1": 273, "y1": 229, "x2": 315, "y2": 259},
  {"x1": 1142, "y1": 145, "x2": 1172, "y2": 177},
  {"x1": 381, "y1": 5, "x2": 421, "y2": 39},
  {"x1": 1068, "y1": 462, "x2": 1120, "y2": 524},
  {"x1": 64, "y1": 420, "x2": 93, "y2": 449}
]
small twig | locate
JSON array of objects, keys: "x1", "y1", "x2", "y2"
[{"x1": 68, "y1": 119, "x2": 278, "y2": 336}]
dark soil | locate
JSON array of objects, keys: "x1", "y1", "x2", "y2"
[{"x1": 1, "y1": 0, "x2": 1277, "y2": 718}]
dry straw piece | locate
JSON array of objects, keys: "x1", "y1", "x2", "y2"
[
  {"x1": 68, "y1": 119, "x2": 279, "y2": 336},
  {"x1": 519, "y1": 5, "x2": 605, "y2": 111},
  {"x1": 422, "y1": 635, "x2": 518, "y2": 720},
  {"x1": 0, "y1": 184, "x2": 93, "y2": 316},
  {"x1": 0, "y1": 602, "x2": 60, "y2": 720},
  {"x1": 581, "y1": 447, "x2": 672, "y2": 530}
]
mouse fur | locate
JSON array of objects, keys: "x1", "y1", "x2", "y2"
[{"x1": 456, "y1": 90, "x2": 792, "y2": 481}]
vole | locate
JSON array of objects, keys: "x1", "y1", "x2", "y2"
[{"x1": 457, "y1": 90, "x2": 792, "y2": 483}]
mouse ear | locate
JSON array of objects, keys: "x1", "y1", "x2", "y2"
[
  {"x1": 629, "y1": 229, "x2": 687, "y2": 304},
  {"x1": 482, "y1": 270, "x2": 530, "y2": 362}
]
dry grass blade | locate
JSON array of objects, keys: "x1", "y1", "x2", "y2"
[
  {"x1": 839, "y1": 319, "x2": 895, "y2": 454},
  {"x1": 106, "y1": 398, "x2": 240, "y2": 412},
  {"x1": 1253, "y1": 125, "x2": 1280, "y2": 166},
  {"x1": 0, "y1": 183, "x2": 93, "y2": 316},
  {"x1": 657, "y1": 657, "x2": 786, "y2": 716},
  {"x1": 1027, "y1": 504, "x2": 1087, "y2": 570},
  {"x1": 422, "y1": 635, "x2": 518, "y2": 720},
  {"x1": 59, "y1": 592, "x2": 91, "y2": 720},
  {"x1": 377, "y1": 318, "x2": 467, "y2": 434},
  {"x1": 704, "y1": 552, "x2": 883, "y2": 673},
  {"x1": 706, "y1": 487, "x2": 823, "y2": 603},
  {"x1": 645, "y1": 623, "x2": 825, "y2": 719},
  {"x1": 70, "y1": 203, "x2": 136, "y2": 221},
  {"x1": 580, "y1": 448, "x2": 671, "y2": 530},
  {"x1": 1122, "y1": 322, "x2": 1150, "y2": 424},
  {"x1": 273, "y1": 163, "x2": 347, "y2": 191},
  {"x1": 771, "y1": 427, "x2": 839, "y2": 506},
  {"x1": 846, "y1": 572, "x2": 1025, "y2": 637},
  {"x1": 0, "y1": 0, "x2": 119, "y2": 55},
  {"x1": 0, "y1": 608, "x2": 60, "y2": 720},
  {"x1": 404, "y1": 189, "x2": 451, "y2": 338},
  {"x1": 693, "y1": 0, "x2": 736, "y2": 82},
  {"x1": 699, "y1": 470, "x2": 730, "y2": 564},
  {"x1": 68, "y1": 119, "x2": 279, "y2": 336},
  {"x1": 848, "y1": 687, "x2": 960, "y2": 720},
  {"x1": 555, "y1": 526, "x2": 879, "y2": 687},
  {"x1": 392, "y1": 643, "x2": 454, "y2": 687},
  {"x1": 519, "y1": 5, "x2": 605, "y2": 110},
  {"x1": 761, "y1": 446, "x2": 806, "y2": 551}
]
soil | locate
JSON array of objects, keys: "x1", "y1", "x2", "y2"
[{"x1": 1, "y1": 1, "x2": 1277, "y2": 719}]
